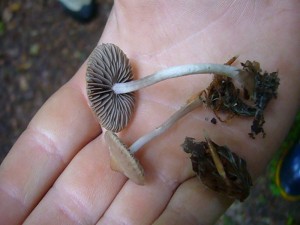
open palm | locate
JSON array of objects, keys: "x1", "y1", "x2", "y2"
[{"x1": 1, "y1": 1, "x2": 299, "y2": 224}]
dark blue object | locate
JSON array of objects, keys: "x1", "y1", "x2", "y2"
[
  {"x1": 276, "y1": 141, "x2": 300, "y2": 201},
  {"x1": 59, "y1": 0, "x2": 96, "y2": 23}
]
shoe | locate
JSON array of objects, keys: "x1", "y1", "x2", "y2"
[
  {"x1": 276, "y1": 141, "x2": 300, "y2": 201},
  {"x1": 59, "y1": 0, "x2": 96, "y2": 22}
]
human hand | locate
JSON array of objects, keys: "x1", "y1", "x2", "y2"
[{"x1": 1, "y1": 1, "x2": 299, "y2": 224}]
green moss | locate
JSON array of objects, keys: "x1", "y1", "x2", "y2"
[
  {"x1": 286, "y1": 214, "x2": 295, "y2": 225},
  {"x1": 221, "y1": 215, "x2": 235, "y2": 225}
]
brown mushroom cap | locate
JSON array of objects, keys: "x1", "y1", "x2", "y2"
[
  {"x1": 104, "y1": 131, "x2": 145, "y2": 185},
  {"x1": 86, "y1": 43, "x2": 135, "y2": 132}
]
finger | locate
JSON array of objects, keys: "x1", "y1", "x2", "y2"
[
  {"x1": 95, "y1": 87, "x2": 254, "y2": 225},
  {"x1": 95, "y1": 116, "x2": 254, "y2": 225},
  {"x1": 0, "y1": 62, "x2": 100, "y2": 224},
  {"x1": 24, "y1": 93, "x2": 194, "y2": 225},
  {"x1": 153, "y1": 178, "x2": 232, "y2": 225},
  {"x1": 23, "y1": 136, "x2": 127, "y2": 225},
  {"x1": 96, "y1": 101, "x2": 200, "y2": 225},
  {"x1": 97, "y1": 152, "x2": 192, "y2": 225},
  {"x1": 96, "y1": 79, "x2": 293, "y2": 225}
]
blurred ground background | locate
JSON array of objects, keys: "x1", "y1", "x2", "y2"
[{"x1": 0, "y1": 0, "x2": 299, "y2": 224}]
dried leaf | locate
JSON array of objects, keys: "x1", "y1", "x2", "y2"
[
  {"x1": 204, "y1": 59, "x2": 280, "y2": 138},
  {"x1": 206, "y1": 74, "x2": 257, "y2": 119},
  {"x1": 241, "y1": 61, "x2": 280, "y2": 138},
  {"x1": 182, "y1": 136, "x2": 252, "y2": 201}
]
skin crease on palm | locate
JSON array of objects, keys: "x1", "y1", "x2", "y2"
[{"x1": 0, "y1": 0, "x2": 299, "y2": 224}]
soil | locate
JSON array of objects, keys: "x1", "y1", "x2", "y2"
[
  {"x1": 0, "y1": 0, "x2": 111, "y2": 160},
  {"x1": 1, "y1": 1, "x2": 299, "y2": 224}
]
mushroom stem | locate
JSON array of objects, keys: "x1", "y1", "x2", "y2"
[
  {"x1": 105, "y1": 93, "x2": 204, "y2": 185},
  {"x1": 87, "y1": 43, "x2": 244, "y2": 132},
  {"x1": 112, "y1": 64, "x2": 240, "y2": 94},
  {"x1": 129, "y1": 95, "x2": 204, "y2": 154}
]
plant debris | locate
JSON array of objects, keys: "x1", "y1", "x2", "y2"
[
  {"x1": 210, "y1": 117, "x2": 217, "y2": 124},
  {"x1": 205, "y1": 74, "x2": 257, "y2": 120},
  {"x1": 182, "y1": 136, "x2": 253, "y2": 201},
  {"x1": 202, "y1": 59, "x2": 280, "y2": 138}
]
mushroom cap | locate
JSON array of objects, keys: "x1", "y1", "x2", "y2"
[
  {"x1": 86, "y1": 43, "x2": 135, "y2": 132},
  {"x1": 104, "y1": 131, "x2": 145, "y2": 185}
]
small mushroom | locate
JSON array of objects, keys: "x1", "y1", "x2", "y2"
[
  {"x1": 104, "y1": 131, "x2": 145, "y2": 185},
  {"x1": 86, "y1": 43, "x2": 134, "y2": 132},
  {"x1": 105, "y1": 93, "x2": 205, "y2": 185},
  {"x1": 86, "y1": 43, "x2": 244, "y2": 132}
]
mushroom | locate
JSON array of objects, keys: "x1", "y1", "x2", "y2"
[
  {"x1": 104, "y1": 93, "x2": 205, "y2": 185},
  {"x1": 86, "y1": 43, "x2": 134, "y2": 132},
  {"x1": 86, "y1": 43, "x2": 244, "y2": 132},
  {"x1": 104, "y1": 131, "x2": 145, "y2": 185}
]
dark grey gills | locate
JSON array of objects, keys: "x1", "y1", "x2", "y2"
[{"x1": 86, "y1": 43, "x2": 135, "y2": 132}]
